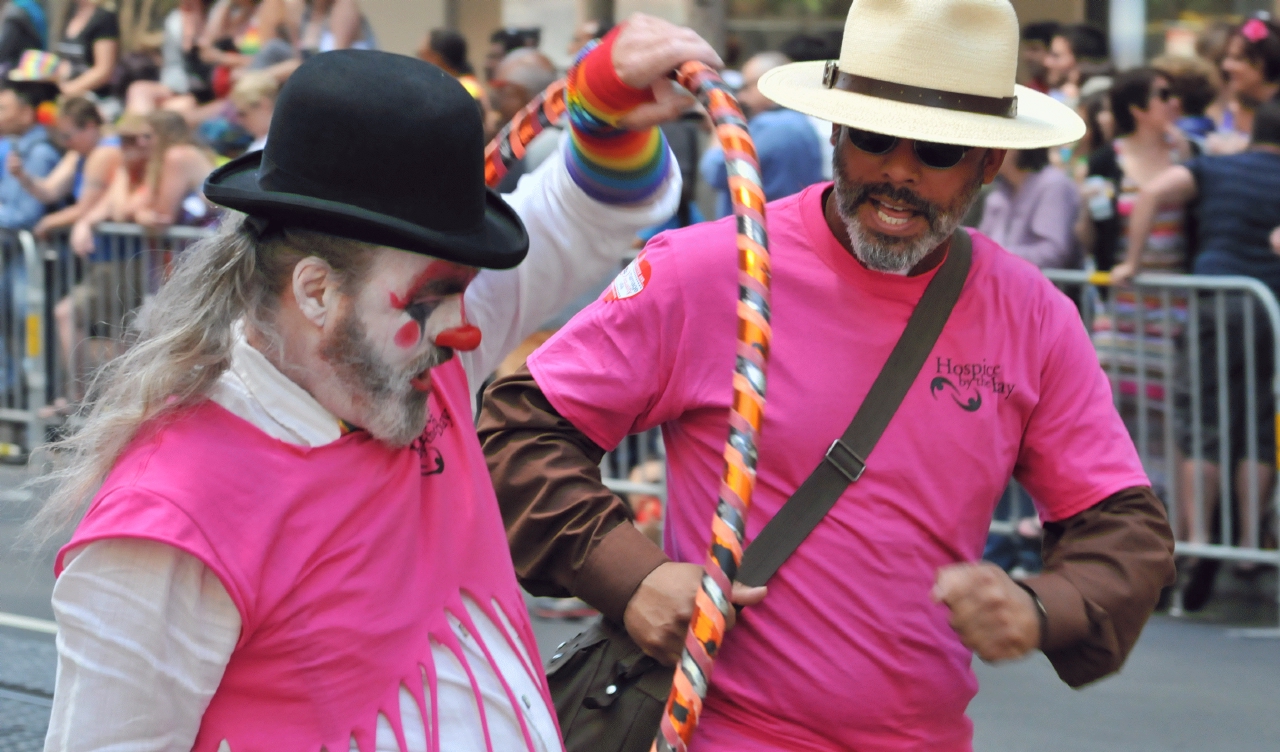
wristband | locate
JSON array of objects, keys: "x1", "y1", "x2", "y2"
[{"x1": 578, "y1": 25, "x2": 655, "y2": 117}]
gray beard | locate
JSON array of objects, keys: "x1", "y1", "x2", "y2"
[
  {"x1": 832, "y1": 159, "x2": 984, "y2": 274},
  {"x1": 320, "y1": 310, "x2": 451, "y2": 447}
]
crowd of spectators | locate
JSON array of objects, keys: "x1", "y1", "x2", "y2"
[
  {"x1": 983, "y1": 14, "x2": 1280, "y2": 609},
  {"x1": 0, "y1": 0, "x2": 391, "y2": 241}
]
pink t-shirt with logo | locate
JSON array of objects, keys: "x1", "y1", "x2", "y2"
[{"x1": 528, "y1": 183, "x2": 1148, "y2": 751}]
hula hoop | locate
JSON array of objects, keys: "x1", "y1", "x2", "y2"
[{"x1": 483, "y1": 61, "x2": 772, "y2": 752}]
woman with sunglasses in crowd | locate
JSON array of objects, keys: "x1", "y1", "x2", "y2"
[
  {"x1": 69, "y1": 114, "x2": 153, "y2": 257},
  {"x1": 1088, "y1": 68, "x2": 1191, "y2": 281},
  {"x1": 130, "y1": 110, "x2": 217, "y2": 229},
  {"x1": 66, "y1": 112, "x2": 214, "y2": 254}
]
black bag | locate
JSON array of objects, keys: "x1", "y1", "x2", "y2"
[
  {"x1": 547, "y1": 230, "x2": 974, "y2": 752},
  {"x1": 546, "y1": 617, "x2": 674, "y2": 752}
]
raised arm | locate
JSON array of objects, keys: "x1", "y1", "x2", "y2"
[
  {"x1": 35, "y1": 145, "x2": 122, "y2": 237},
  {"x1": 457, "y1": 16, "x2": 720, "y2": 392},
  {"x1": 0, "y1": 141, "x2": 59, "y2": 229},
  {"x1": 1111, "y1": 165, "x2": 1197, "y2": 285},
  {"x1": 8, "y1": 149, "x2": 78, "y2": 205}
]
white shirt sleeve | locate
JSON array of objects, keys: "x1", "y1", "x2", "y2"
[
  {"x1": 45, "y1": 539, "x2": 241, "y2": 752},
  {"x1": 458, "y1": 140, "x2": 682, "y2": 394}
]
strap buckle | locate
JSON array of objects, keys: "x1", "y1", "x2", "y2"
[
  {"x1": 822, "y1": 60, "x2": 840, "y2": 89},
  {"x1": 824, "y1": 439, "x2": 866, "y2": 483}
]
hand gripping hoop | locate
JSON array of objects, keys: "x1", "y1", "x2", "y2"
[{"x1": 484, "y1": 61, "x2": 771, "y2": 752}]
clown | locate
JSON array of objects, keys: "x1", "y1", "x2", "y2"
[{"x1": 37, "y1": 17, "x2": 718, "y2": 751}]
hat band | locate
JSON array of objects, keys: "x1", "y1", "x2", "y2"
[{"x1": 822, "y1": 61, "x2": 1018, "y2": 119}]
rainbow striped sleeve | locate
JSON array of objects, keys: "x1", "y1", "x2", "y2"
[{"x1": 564, "y1": 31, "x2": 671, "y2": 205}]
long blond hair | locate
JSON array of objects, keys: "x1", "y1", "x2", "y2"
[
  {"x1": 26, "y1": 215, "x2": 371, "y2": 544},
  {"x1": 143, "y1": 110, "x2": 212, "y2": 197}
]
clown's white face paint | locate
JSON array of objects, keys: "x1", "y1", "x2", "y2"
[
  {"x1": 347, "y1": 247, "x2": 480, "y2": 392},
  {"x1": 269, "y1": 245, "x2": 481, "y2": 446}
]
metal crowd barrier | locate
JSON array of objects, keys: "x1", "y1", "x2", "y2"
[
  {"x1": 33, "y1": 223, "x2": 211, "y2": 445},
  {"x1": 1045, "y1": 269, "x2": 1280, "y2": 633},
  {"x1": 600, "y1": 428, "x2": 667, "y2": 528},
  {"x1": 987, "y1": 479, "x2": 1028, "y2": 537},
  {"x1": 0, "y1": 229, "x2": 47, "y2": 454},
  {"x1": 11, "y1": 225, "x2": 1276, "y2": 627}
]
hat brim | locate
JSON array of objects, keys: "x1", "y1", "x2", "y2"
[
  {"x1": 6, "y1": 71, "x2": 57, "y2": 83},
  {"x1": 758, "y1": 61, "x2": 1085, "y2": 150},
  {"x1": 203, "y1": 151, "x2": 530, "y2": 270}
]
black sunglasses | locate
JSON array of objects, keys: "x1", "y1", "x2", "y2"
[{"x1": 843, "y1": 127, "x2": 971, "y2": 169}]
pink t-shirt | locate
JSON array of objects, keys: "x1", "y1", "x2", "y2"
[
  {"x1": 58, "y1": 359, "x2": 555, "y2": 752},
  {"x1": 528, "y1": 183, "x2": 1148, "y2": 751}
]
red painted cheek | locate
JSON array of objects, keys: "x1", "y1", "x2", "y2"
[{"x1": 394, "y1": 320, "x2": 421, "y2": 349}]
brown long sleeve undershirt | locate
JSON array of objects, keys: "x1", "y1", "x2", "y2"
[{"x1": 478, "y1": 367, "x2": 1176, "y2": 688}]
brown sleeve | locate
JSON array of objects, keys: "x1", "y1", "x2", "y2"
[
  {"x1": 1021, "y1": 485, "x2": 1176, "y2": 688},
  {"x1": 477, "y1": 365, "x2": 670, "y2": 625}
]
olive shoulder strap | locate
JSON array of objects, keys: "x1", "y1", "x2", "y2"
[{"x1": 736, "y1": 228, "x2": 973, "y2": 587}]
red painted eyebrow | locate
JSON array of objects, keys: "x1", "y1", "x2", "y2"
[{"x1": 388, "y1": 262, "x2": 477, "y2": 310}]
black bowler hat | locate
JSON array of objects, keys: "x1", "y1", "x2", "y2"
[{"x1": 204, "y1": 50, "x2": 529, "y2": 269}]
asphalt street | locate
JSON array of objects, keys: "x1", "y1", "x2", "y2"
[{"x1": 3, "y1": 462, "x2": 1280, "y2": 750}]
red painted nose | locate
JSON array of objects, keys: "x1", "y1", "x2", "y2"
[{"x1": 434, "y1": 325, "x2": 482, "y2": 351}]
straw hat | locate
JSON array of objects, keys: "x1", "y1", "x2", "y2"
[{"x1": 758, "y1": 0, "x2": 1085, "y2": 149}]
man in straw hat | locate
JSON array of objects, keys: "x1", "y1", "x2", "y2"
[
  {"x1": 481, "y1": 0, "x2": 1176, "y2": 748},
  {"x1": 36, "y1": 16, "x2": 719, "y2": 750}
]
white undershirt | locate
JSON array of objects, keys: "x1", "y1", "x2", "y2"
[{"x1": 44, "y1": 145, "x2": 681, "y2": 751}]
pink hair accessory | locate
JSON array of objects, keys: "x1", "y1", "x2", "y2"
[{"x1": 1242, "y1": 18, "x2": 1270, "y2": 44}]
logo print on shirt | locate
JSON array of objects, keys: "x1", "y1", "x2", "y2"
[
  {"x1": 930, "y1": 377, "x2": 982, "y2": 412},
  {"x1": 419, "y1": 446, "x2": 446, "y2": 475},
  {"x1": 931, "y1": 357, "x2": 1018, "y2": 411},
  {"x1": 411, "y1": 406, "x2": 454, "y2": 476},
  {"x1": 604, "y1": 254, "x2": 652, "y2": 301}
]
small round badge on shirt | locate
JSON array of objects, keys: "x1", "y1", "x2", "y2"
[{"x1": 604, "y1": 254, "x2": 652, "y2": 302}]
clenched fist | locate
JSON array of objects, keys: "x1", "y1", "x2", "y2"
[
  {"x1": 608, "y1": 14, "x2": 722, "y2": 131},
  {"x1": 931, "y1": 562, "x2": 1041, "y2": 662}
]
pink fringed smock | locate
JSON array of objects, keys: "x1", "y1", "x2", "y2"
[{"x1": 57, "y1": 359, "x2": 555, "y2": 751}]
